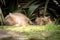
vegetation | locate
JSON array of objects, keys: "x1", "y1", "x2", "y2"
[
  {"x1": 0, "y1": 0, "x2": 60, "y2": 40},
  {"x1": 0, "y1": 23, "x2": 60, "y2": 40}
]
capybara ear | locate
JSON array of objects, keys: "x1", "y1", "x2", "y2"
[
  {"x1": 9, "y1": 13, "x2": 12, "y2": 15},
  {"x1": 9, "y1": 13, "x2": 14, "y2": 17}
]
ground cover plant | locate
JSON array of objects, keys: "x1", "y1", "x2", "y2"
[{"x1": 0, "y1": 23, "x2": 60, "y2": 40}]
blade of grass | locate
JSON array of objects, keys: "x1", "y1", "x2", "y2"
[
  {"x1": 43, "y1": 0, "x2": 49, "y2": 17},
  {"x1": 0, "y1": 8, "x2": 5, "y2": 26},
  {"x1": 28, "y1": 5, "x2": 40, "y2": 18}
]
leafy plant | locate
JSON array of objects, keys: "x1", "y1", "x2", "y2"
[
  {"x1": 17, "y1": 0, "x2": 49, "y2": 19},
  {"x1": 0, "y1": 8, "x2": 5, "y2": 26},
  {"x1": 28, "y1": 5, "x2": 40, "y2": 18},
  {"x1": 1, "y1": 0, "x2": 59, "y2": 26},
  {"x1": 17, "y1": 0, "x2": 40, "y2": 19},
  {"x1": 43, "y1": 0, "x2": 49, "y2": 17}
]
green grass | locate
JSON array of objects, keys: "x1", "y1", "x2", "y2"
[
  {"x1": 0, "y1": 25, "x2": 46, "y2": 32},
  {"x1": 0, "y1": 23, "x2": 60, "y2": 40}
]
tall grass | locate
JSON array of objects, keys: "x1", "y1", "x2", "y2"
[
  {"x1": 43, "y1": 0, "x2": 49, "y2": 17},
  {"x1": 0, "y1": 8, "x2": 5, "y2": 26}
]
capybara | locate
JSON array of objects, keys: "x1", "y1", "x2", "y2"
[
  {"x1": 5, "y1": 13, "x2": 33, "y2": 26},
  {"x1": 35, "y1": 16, "x2": 52, "y2": 25}
]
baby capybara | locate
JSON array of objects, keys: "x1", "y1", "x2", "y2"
[
  {"x1": 35, "y1": 16, "x2": 52, "y2": 25},
  {"x1": 5, "y1": 13, "x2": 33, "y2": 26}
]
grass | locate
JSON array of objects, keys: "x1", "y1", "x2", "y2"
[
  {"x1": 0, "y1": 25, "x2": 46, "y2": 32},
  {"x1": 0, "y1": 23, "x2": 60, "y2": 40}
]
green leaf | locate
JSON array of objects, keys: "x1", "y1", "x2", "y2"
[
  {"x1": 23, "y1": 0, "x2": 35, "y2": 8},
  {"x1": 43, "y1": 0, "x2": 49, "y2": 17},
  {"x1": 28, "y1": 5, "x2": 40, "y2": 18},
  {"x1": 0, "y1": 8, "x2": 5, "y2": 26}
]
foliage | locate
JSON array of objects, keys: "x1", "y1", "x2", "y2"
[
  {"x1": 28, "y1": 5, "x2": 40, "y2": 18},
  {"x1": 55, "y1": 18, "x2": 60, "y2": 25},
  {"x1": 0, "y1": 0, "x2": 60, "y2": 40},
  {"x1": 0, "y1": 8, "x2": 5, "y2": 26},
  {"x1": 0, "y1": 0, "x2": 60, "y2": 25},
  {"x1": 0, "y1": 0, "x2": 6, "y2": 5},
  {"x1": 0, "y1": 23, "x2": 60, "y2": 40},
  {"x1": 17, "y1": 0, "x2": 40, "y2": 19},
  {"x1": 43, "y1": 0, "x2": 49, "y2": 17}
]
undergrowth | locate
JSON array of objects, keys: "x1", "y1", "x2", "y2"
[{"x1": 0, "y1": 23, "x2": 60, "y2": 40}]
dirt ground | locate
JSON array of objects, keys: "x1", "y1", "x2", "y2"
[{"x1": 0, "y1": 30, "x2": 28, "y2": 40}]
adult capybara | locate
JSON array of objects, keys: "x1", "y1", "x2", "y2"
[{"x1": 5, "y1": 13, "x2": 33, "y2": 26}]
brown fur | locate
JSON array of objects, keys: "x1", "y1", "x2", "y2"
[
  {"x1": 35, "y1": 16, "x2": 52, "y2": 25},
  {"x1": 5, "y1": 13, "x2": 33, "y2": 26}
]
